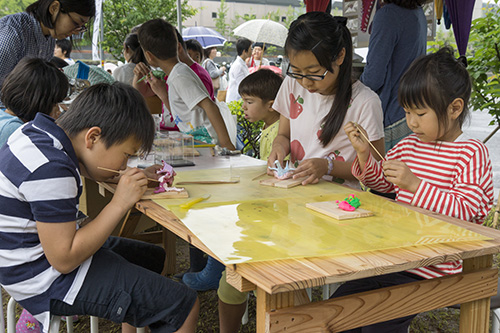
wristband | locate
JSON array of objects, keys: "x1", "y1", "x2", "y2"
[{"x1": 324, "y1": 155, "x2": 334, "y2": 175}]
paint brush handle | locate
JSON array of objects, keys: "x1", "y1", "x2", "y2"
[{"x1": 97, "y1": 167, "x2": 159, "y2": 182}]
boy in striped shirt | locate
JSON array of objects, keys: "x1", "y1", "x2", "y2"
[{"x1": 0, "y1": 83, "x2": 198, "y2": 332}]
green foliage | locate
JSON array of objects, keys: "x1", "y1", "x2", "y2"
[
  {"x1": 214, "y1": 0, "x2": 229, "y2": 37},
  {"x1": 467, "y1": 2, "x2": 500, "y2": 125},
  {"x1": 227, "y1": 100, "x2": 263, "y2": 157},
  {"x1": 0, "y1": 0, "x2": 31, "y2": 16},
  {"x1": 101, "y1": 0, "x2": 197, "y2": 61},
  {"x1": 427, "y1": 26, "x2": 458, "y2": 53}
]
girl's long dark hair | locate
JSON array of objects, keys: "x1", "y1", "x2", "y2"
[
  {"x1": 285, "y1": 12, "x2": 353, "y2": 147},
  {"x1": 124, "y1": 33, "x2": 148, "y2": 65},
  {"x1": 26, "y1": 0, "x2": 95, "y2": 29}
]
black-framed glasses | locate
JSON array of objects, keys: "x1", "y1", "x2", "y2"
[
  {"x1": 63, "y1": 10, "x2": 88, "y2": 33},
  {"x1": 286, "y1": 64, "x2": 329, "y2": 81}
]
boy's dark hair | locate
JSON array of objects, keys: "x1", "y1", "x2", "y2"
[
  {"x1": 187, "y1": 39, "x2": 203, "y2": 58},
  {"x1": 57, "y1": 82, "x2": 154, "y2": 154},
  {"x1": 286, "y1": 12, "x2": 353, "y2": 147},
  {"x1": 385, "y1": 0, "x2": 426, "y2": 9},
  {"x1": 56, "y1": 39, "x2": 72, "y2": 58},
  {"x1": 399, "y1": 46, "x2": 471, "y2": 131},
  {"x1": 2, "y1": 58, "x2": 68, "y2": 122},
  {"x1": 50, "y1": 56, "x2": 69, "y2": 68},
  {"x1": 26, "y1": 0, "x2": 95, "y2": 30},
  {"x1": 236, "y1": 38, "x2": 252, "y2": 56},
  {"x1": 124, "y1": 33, "x2": 147, "y2": 65},
  {"x1": 239, "y1": 69, "x2": 283, "y2": 102},
  {"x1": 138, "y1": 19, "x2": 177, "y2": 60}
]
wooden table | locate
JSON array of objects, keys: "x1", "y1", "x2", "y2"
[{"x1": 91, "y1": 149, "x2": 500, "y2": 332}]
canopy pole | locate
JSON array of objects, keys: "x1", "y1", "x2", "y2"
[{"x1": 177, "y1": 0, "x2": 182, "y2": 35}]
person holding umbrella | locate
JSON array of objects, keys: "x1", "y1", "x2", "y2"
[
  {"x1": 226, "y1": 38, "x2": 253, "y2": 103},
  {"x1": 0, "y1": 0, "x2": 95, "y2": 106},
  {"x1": 248, "y1": 42, "x2": 270, "y2": 68}
]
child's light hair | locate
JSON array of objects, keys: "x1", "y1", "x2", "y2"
[{"x1": 398, "y1": 47, "x2": 471, "y2": 130}]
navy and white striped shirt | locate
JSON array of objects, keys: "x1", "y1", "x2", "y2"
[
  {"x1": 0, "y1": 114, "x2": 91, "y2": 332},
  {"x1": 0, "y1": 12, "x2": 56, "y2": 104}
]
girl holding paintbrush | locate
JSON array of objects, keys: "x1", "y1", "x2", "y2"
[
  {"x1": 268, "y1": 12, "x2": 385, "y2": 189},
  {"x1": 341, "y1": 47, "x2": 493, "y2": 332}
]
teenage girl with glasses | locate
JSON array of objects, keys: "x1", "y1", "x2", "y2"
[
  {"x1": 268, "y1": 11, "x2": 385, "y2": 188},
  {"x1": 0, "y1": 0, "x2": 95, "y2": 105}
]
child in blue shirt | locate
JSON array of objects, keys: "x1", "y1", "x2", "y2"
[{"x1": 0, "y1": 82, "x2": 199, "y2": 333}]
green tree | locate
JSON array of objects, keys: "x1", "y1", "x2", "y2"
[
  {"x1": 101, "y1": 0, "x2": 197, "y2": 60},
  {"x1": 214, "y1": 0, "x2": 229, "y2": 37},
  {"x1": 467, "y1": 2, "x2": 500, "y2": 129},
  {"x1": 0, "y1": 0, "x2": 32, "y2": 17}
]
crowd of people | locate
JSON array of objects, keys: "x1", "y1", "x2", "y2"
[{"x1": 0, "y1": 0, "x2": 494, "y2": 333}]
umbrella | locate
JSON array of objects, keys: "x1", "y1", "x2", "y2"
[
  {"x1": 444, "y1": 0, "x2": 476, "y2": 56},
  {"x1": 182, "y1": 26, "x2": 227, "y2": 48},
  {"x1": 233, "y1": 19, "x2": 288, "y2": 48},
  {"x1": 435, "y1": 0, "x2": 443, "y2": 25}
]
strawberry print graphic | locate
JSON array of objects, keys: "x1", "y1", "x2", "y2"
[
  {"x1": 290, "y1": 140, "x2": 305, "y2": 162},
  {"x1": 289, "y1": 93, "x2": 304, "y2": 119},
  {"x1": 332, "y1": 150, "x2": 345, "y2": 162}
]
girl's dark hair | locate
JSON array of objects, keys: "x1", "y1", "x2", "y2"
[
  {"x1": 124, "y1": 33, "x2": 147, "y2": 65},
  {"x1": 1, "y1": 58, "x2": 68, "y2": 122},
  {"x1": 26, "y1": 0, "x2": 95, "y2": 30},
  {"x1": 384, "y1": 0, "x2": 427, "y2": 9},
  {"x1": 285, "y1": 12, "x2": 353, "y2": 146},
  {"x1": 203, "y1": 47, "x2": 216, "y2": 59},
  {"x1": 57, "y1": 82, "x2": 154, "y2": 154},
  {"x1": 398, "y1": 47, "x2": 471, "y2": 131}
]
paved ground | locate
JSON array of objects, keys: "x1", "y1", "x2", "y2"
[{"x1": 463, "y1": 110, "x2": 500, "y2": 199}]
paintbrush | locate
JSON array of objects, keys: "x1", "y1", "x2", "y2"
[
  {"x1": 97, "y1": 167, "x2": 159, "y2": 182},
  {"x1": 352, "y1": 122, "x2": 386, "y2": 161}
]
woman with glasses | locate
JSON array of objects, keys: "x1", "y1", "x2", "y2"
[
  {"x1": 268, "y1": 12, "x2": 385, "y2": 189},
  {"x1": 0, "y1": 0, "x2": 95, "y2": 106}
]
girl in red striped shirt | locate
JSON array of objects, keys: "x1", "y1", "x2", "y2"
[{"x1": 335, "y1": 47, "x2": 494, "y2": 332}]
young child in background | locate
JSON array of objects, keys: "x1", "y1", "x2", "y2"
[
  {"x1": 215, "y1": 69, "x2": 283, "y2": 333},
  {"x1": 113, "y1": 33, "x2": 148, "y2": 86},
  {"x1": 54, "y1": 38, "x2": 75, "y2": 65},
  {"x1": 341, "y1": 47, "x2": 493, "y2": 332},
  {"x1": 0, "y1": 83, "x2": 199, "y2": 333},
  {"x1": 268, "y1": 12, "x2": 384, "y2": 189},
  {"x1": 185, "y1": 39, "x2": 204, "y2": 64},
  {"x1": 0, "y1": 58, "x2": 68, "y2": 146},
  {"x1": 136, "y1": 19, "x2": 234, "y2": 149},
  {"x1": 182, "y1": 69, "x2": 283, "y2": 294}
]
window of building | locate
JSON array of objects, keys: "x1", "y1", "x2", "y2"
[
  {"x1": 212, "y1": 12, "x2": 217, "y2": 18},
  {"x1": 281, "y1": 16, "x2": 286, "y2": 22}
]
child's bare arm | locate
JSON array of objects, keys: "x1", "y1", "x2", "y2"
[
  {"x1": 267, "y1": 115, "x2": 290, "y2": 174},
  {"x1": 198, "y1": 97, "x2": 235, "y2": 150},
  {"x1": 36, "y1": 168, "x2": 148, "y2": 274}
]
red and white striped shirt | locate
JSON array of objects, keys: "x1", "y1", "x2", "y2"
[{"x1": 352, "y1": 134, "x2": 494, "y2": 279}]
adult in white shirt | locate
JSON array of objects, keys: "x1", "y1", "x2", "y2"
[{"x1": 226, "y1": 38, "x2": 252, "y2": 103}]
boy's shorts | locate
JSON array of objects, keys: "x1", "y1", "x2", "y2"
[
  {"x1": 217, "y1": 270, "x2": 248, "y2": 305},
  {"x1": 50, "y1": 237, "x2": 197, "y2": 332}
]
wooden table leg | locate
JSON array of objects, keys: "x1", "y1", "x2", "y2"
[
  {"x1": 256, "y1": 288, "x2": 310, "y2": 333},
  {"x1": 459, "y1": 255, "x2": 493, "y2": 333},
  {"x1": 162, "y1": 229, "x2": 177, "y2": 275}
]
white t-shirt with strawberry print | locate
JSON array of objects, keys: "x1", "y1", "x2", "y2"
[{"x1": 272, "y1": 77, "x2": 384, "y2": 189}]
